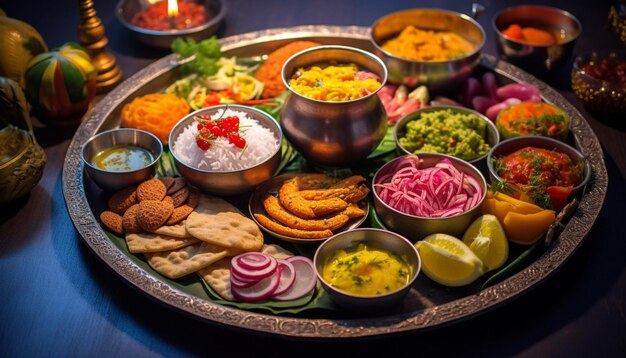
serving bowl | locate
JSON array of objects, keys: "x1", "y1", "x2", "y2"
[
  {"x1": 115, "y1": 0, "x2": 227, "y2": 48},
  {"x1": 313, "y1": 228, "x2": 421, "y2": 312},
  {"x1": 369, "y1": 8, "x2": 485, "y2": 94},
  {"x1": 486, "y1": 136, "x2": 591, "y2": 209},
  {"x1": 394, "y1": 105, "x2": 499, "y2": 176},
  {"x1": 372, "y1": 153, "x2": 487, "y2": 242},
  {"x1": 280, "y1": 45, "x2": 388, "y2": 167},
  {"x1": 81, "y1": 128, "x2": 162, "y2": 192},
  {"x1": 492, "y1": 5, "x2": 581, "y2": 75},
  {"x1": 571, "y1": 49, "x2": 626, "y2": 117},
  {"x1": 168, "y1": 104, "x2": 282, "y2": 196}
]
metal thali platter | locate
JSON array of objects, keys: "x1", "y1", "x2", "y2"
[{"x1": 63, "y1": 26, "x2": 608, "y2": 338}]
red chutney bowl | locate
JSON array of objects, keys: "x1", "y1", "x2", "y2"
[
  {"x1": 115, "y1": 0, "x2": 227, "y2": 48},
  {"x1": 486, "y1": 136, "x2": 591, "y2": 211},
  {"x1": 571, "y1": 49, "x2": 626, "y2": 117}
]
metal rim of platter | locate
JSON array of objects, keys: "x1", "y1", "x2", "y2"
[{"x1": 63, "y1": 25, "x2": 608, "y2": 338}]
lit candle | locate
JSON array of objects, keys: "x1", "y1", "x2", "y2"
[{"x1": 167, "y1": 0, "x2": 178, "y2": 29}]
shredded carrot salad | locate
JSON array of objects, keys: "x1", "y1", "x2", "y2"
[{"x1": 121, "y1": 93, "x2": 190, "y2": 144}]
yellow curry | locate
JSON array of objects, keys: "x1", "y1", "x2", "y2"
[
  {"x1": 381, "y1": 25, "x2": 474, "y2": 62},
  {"x1": 322, "y1": 244, "x2": 412, "y2": 296}
]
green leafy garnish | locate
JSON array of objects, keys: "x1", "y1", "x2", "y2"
[{"x1": 171, "y1": 36, "x2": 221, "y2": 78}]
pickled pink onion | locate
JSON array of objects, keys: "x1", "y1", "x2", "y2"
[{"x1": 374, "y1": 155, "x2": 483, "y2": 218}]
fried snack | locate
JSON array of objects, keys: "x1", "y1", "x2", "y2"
[
  {"x1": 254, "y1": 213, "x2": 333, "y2": 239},
  {"x1": 170, "y1": 186, "x2": 189, "y2": 207},
  {"x1": 329, "y1": 175, "x2": 366, "y2": 189},
  {"x1": 137, "y1": 199, "x2": 174, "y2": 232},
  {"x1": 298, "y1": 173, "x2": 336, "y2": 190},
  {"x1": 167, "y1": 176, "x2": 187, "y2": 195},
  {"x1": 263, "y1": 195, "x2": 349, "y2": 231},
  {"x1": 166, "y1": 205, "x2": 194, "y2": 226},
  {"x1": 184, "y1": 186, "x2": 199, "y2": 209},
  {"x1": 153, "y1": 221, "x2": 191, "y2": 238},
  {"x1": 108, "y1": 186, "x2": 137, "y2": 214},
  {"x1": 145, "y1": 241, "x2": 236, "y2": 279},
  {"x1": 278, "y1": 176, "x2": 348, "y2": 219},
  {"x1": 122, "y1": 204, "x2": 143, "y2": 234},
  {"x1": 137, "y1": 178, "x2": 167, "y2": 202},
  {"x1": 298, "y1": 184, "x2": 369, "y2": 203},
  {"x1": 157, "y1": 176, "x2": 175, "y2": 190},
  {"x1": 197, "y1": 258, "x2": 234, "y2": 300},
  {"x1": 125, "y1": 231, "x2": 199, "y2": 253},
  {"x1": 340, "y1": 203, "x2": 366, "y2": 219},
  {"x1": 254, "y1": 40, "x2": 322, "y2": 98},
  {"x1": 100, "y1": 210, "x2": 124, "y2": 236},
  {"x1": 185, "y1": 195, "x2": 264, "y2": 252}
]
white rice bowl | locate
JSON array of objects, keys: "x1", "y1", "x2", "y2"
[{"x1": 172, "y1": 108, "x2": 280, "y2": 171}]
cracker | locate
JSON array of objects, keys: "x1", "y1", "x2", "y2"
[
  {"x1": 184, "y1": 186, "x2": 199, "y2": 209},
  {"x1": 162, "y1": 195, "x2": 174, "y2": 207},
  {"x1": 145, "y1": 241, "x2": 234, "y2": 279},
  {"x1": 197, "y1": 258, "x2": 234, "y2": 301},
  {"x1": 157, "y1": 176, "x2": 175, "y2": 190},
  {"x1": 137, "y1": 178, "x2": 167, "y2": 202},
  {"x1": 138, "y1": 199, "x2": 174, "y2": 232},
  {"x1": 166, "y1": 205, "x2": 193, "y2": 226},
  {"x1": 125, "y1": 231, "x2": 199, "y2": 253},
  {"x1": 186, "y1": 195, "x2": 263, "y2": 252},
  {"x1": 153, "y1": 221, "x2": 190, "y2": 238},
  {"x1": 261, "y1": 244, "x2": 294, "y2": 259},
  {"x1": 122, "y1": 204, "x2": 142, "y2": 234},
  {"x1": 107, "y1": 186, "x2": 137, "y2": 214},
  {"x1": 167, "y1": 176, "x2": 187, "y2": 195},
  {"x1": 100, "y1": 210, "x2": 124, "y2": 236},
  {"x1": 170, "y1": 186, "x2": 189, "y2": 207}
]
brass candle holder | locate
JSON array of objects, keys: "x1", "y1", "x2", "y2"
[{"x1": 78, "y1": 0, "x2": 123, "y2": 93}]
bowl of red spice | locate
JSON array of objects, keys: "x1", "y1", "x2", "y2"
[
  {"x1": 116, "y1": 0, "x2": 227, "y2": 48},
  {"x1": 571, "y1": 49, "x2": 626, "y2": 117},
  {"x1": 492, "y1": 5, "x2": 581, "y2": 75}
]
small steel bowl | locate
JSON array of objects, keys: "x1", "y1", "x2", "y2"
[
  {"x1": 394, "y1": 105, "x2": 499, "y2": 176},
  {"x1": 370, "y1": 8, "x2": 485, "y2": 94},
  {"x1": 372, "y1": 153, "x2": 487, "y2": 242},
  {"x1": 115, "y1": 0, "x2": 227, "y2": 48},
  {"x1": 486, "y1": 135, "x2": 591, "y2": 206},
  {"x1": 492, "y1": 5, "x2": 581, "y2": 75},
  {"x1": 81, "y1": 128, "x2": 163, "y2": 192},
  {"x1": 571, "y1": 49, "x2": 626, "y2": 117},
  {"x1": 280, "y1": 45, "x2": 388, "y2": 167},
  {"x1": 168, "y1": 104, "x2": 282, "y2": 196},
  {"x1": 313, "y1": 228, "x2": 421, "y2": 312}
]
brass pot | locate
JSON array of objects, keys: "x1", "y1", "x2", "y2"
[
  {"x1": 0, "y1": 126, "x2": 46, "y2": 203},
  {"x1": 280, "y1": 45, "x2": 388, "y2": 167}
]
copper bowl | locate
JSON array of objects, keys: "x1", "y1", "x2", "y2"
[
  {"x1": 493, "y1": 5, "x2": 581, "y2": 75},
  {"x1": 280, "y1": 45, "x2": 388, "y2": 167},
  {"x1": 370, "y1": 8, "x2": 485, "y2": 94},
  {"x1": 115, "y1": 0, "x2": 227, "y2": 48}
]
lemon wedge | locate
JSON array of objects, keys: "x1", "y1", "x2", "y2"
[
  {"x1": 462, "y1": 214, "x2": 509, "y2": 272},
  {"x1": 415, "y1": 233, "x2": 484, "y2": 287}
]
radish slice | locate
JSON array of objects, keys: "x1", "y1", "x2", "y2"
[
  {"x1": 231, "y1": 254, "x2": 277, "y2": 281},
  {"x1": 236, "y1": 252, "x2": 272, "y2": 270},
  {"x1": 273, "y1": 256, "x2": 317, "y2": 301},
  {"x1": 231, "y1": 266, "x2": 282, "y2": 302},
  {"x1": 272, "y1": 259, "x2": 296, "y2": 296}
]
